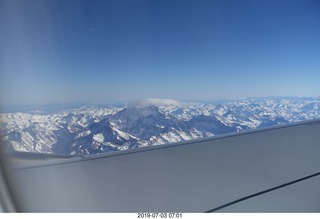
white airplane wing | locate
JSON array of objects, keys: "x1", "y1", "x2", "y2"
[{"x1": 1, "y1": 119, "x2": 320, "y2": 212}]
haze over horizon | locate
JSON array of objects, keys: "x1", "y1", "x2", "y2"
[{"x1": 1, "y1": 0, "x2": 320, "y2": 105}]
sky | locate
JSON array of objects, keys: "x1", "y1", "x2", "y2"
[{"x1": 1, "y1": 0, "x2": 320, "y2": 105}]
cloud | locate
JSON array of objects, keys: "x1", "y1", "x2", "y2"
[
  {"x1": 130, "y1": 98, "x2": 180, "y2": 107},
  {"x1": 144, "y1": 98, "x2": 180, "y2": 106}
]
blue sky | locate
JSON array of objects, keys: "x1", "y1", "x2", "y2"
[{"x1": 1, "y1": 0, "x2": 320, "y2": 105}]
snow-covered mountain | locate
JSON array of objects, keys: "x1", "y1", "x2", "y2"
[{"x1": 1, "y1": 97, "x2": 320, "y2": 155}]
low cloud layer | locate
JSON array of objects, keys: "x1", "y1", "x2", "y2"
[{"x1": 131, "y1": 98, "x2": 180, "y2": 107}]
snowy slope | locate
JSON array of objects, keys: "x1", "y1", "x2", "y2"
[{"x1": 1, "y1": 97, "x2": 320, "y2": 155}]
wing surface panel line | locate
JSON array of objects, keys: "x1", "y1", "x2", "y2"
[{"x1": 205, "y1": 171, "x2": 320, "y2": 213}]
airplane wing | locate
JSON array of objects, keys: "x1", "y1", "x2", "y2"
[{"x1": 1, "y1": 119, "x2": 320, "y2": 212}]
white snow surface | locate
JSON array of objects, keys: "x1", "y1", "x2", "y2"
[{"x1": 1, "y1": 97, "x2": 320, "y2": 155}]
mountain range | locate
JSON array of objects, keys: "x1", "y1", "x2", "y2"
[{"x1": 1, "y1": 96, "x2": 319, "y2": 155}]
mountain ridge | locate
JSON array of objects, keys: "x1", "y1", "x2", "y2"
[{"x1": 1, "y1": 96, "x2": 320, "y2": 155}]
